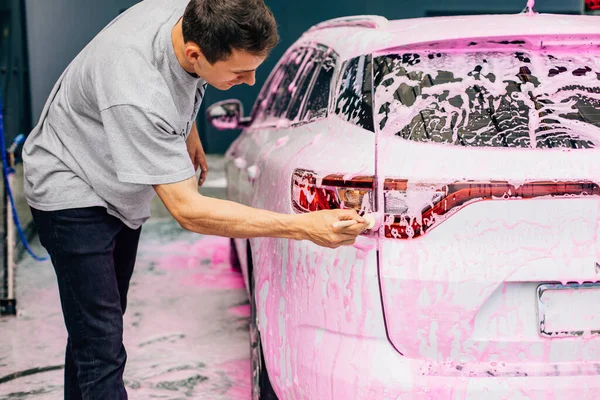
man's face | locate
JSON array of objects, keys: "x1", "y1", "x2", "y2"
[{"x1": 191, "y1": 48, "x2": 266, "y2": 91}]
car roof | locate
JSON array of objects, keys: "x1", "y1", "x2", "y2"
[{"x1": 296, "y1": 14, "x2": 600, "y2": 60}]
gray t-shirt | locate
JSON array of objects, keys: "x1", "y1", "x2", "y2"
[{"x1": 23, "y1": 0, "x2": 205, "y2": 229}]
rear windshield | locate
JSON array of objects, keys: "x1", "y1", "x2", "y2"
[{"x1": 373, "y1": 50, "x2": 600, "y2": 149}]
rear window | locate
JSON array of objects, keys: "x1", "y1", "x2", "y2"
[{"x1": 373, "y1": 50, "x2": 600, "y2": 149}]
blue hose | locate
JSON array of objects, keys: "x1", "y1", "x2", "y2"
[{"x1": 0, "y1": 94, "x2": 50, "y2": 262}]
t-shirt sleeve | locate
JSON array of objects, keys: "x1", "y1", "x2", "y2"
[{"x1": 100, "y1": 105, "x2": 195, "y2": 185}]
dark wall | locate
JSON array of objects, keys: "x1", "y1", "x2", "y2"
[
  {"x1": 1, "y1": 0, "x2": 30, "y2": 144},
  {"x1": 25, "y1": 0, "x2": 139, "y2": 124},
  {"x1": 24, "y1": 0, "x2": 583, "y2": 153}
]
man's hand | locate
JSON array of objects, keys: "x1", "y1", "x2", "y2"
[
  {"x1": 299, "y1": 209, "x2": 368, "y2": 248},
  {"x1": 186, "y1": 123, "x2": 209, "y2": 186}
]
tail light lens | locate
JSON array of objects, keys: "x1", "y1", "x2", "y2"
[
  {"x1": 292, "y1": 169, "x2": 600, "y2": 240},
  {"x1": 384, "y1": 180, "x2": 600, "y2": 239},
  {"x1": 291, "y1": 169, "x2": 374, "y2": 213}
]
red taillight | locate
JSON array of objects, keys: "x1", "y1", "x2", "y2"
[
  {"x1": 384, "y1": 180, "x2": 600, "y2": 239},
  {"x1": 291, "y1": 169, "x2": 374, "y2": 213},
  {"x1": 586, "y1": 0, "x2": 600, "y2": 11},
  {"x1": 291, "y1": 169, "x2": 600, "y2": 240}
]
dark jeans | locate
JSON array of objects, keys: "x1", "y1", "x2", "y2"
[{"x1": 31, "y1": 207, "x2": 141, "y2": 400}]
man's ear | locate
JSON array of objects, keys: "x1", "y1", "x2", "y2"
[{"x1": 185, "y1": 43, "x2": 204, "y2": 65}]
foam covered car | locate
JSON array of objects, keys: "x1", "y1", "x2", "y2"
[{"x1": 207, "y1": 12, "x2": 600, "y2": 400}]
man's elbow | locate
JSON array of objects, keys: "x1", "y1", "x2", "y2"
[
  {"x1": 154, "y1": 179, "x2": 201, "y2": 232},
  {"x1": 179, "y1": 217, "x2": 198, "y2": 233},
  {"x1": 170, "y1": 204, "x2": 195, "y2": 232},
  {"x1": 175, "y1": 214, "x2": 192, "y2": 232}
]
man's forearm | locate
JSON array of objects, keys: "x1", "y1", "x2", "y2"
[
  {"x1": 178, "y1": 195, "x2": 305, "y2": 240},
  {"x1": 188, "y1": 121, "x2": 199, "y2": 142},
  {"x1": 155, "y1": 177, "x2": 366, "y2": 248},
  {"x1": 155, "y1": 177, "x2": 304, "y2": 239}
]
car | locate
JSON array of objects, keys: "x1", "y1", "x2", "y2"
[{"x1": 207, "y1": 11, "x2": 600, "y2": 400}]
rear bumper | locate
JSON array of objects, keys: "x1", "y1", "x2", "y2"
[{"x1": 272, "y1": 327, "x2": 600, "y2": 400}]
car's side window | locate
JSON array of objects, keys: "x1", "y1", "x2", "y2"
[
  {"x1": 287, "y1": 47, "x2": 321, "y2": 122},
  {"x1": 301, "y1": 51, "x2": 336, "y2": 123},
  {"x1": 250, "y1": 66, "x2": 277, "y2": 122},
  {"x1": 335, "y1": 54, "x2": 374, "y2": 132},
  {"x1": 254, "y1": 47, "x2": 308, "y2": 125},
  {"x1": 253, "y1": 46, "x2": 338, "y2": 127}
]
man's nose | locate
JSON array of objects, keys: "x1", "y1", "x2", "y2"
[{"x1": 242, "y1": 71, "x2": 256, "y2": 86}]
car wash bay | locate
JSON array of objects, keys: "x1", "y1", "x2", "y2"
[{"x1": 1, "y1": 0, "x2": 592, "y2": 399}]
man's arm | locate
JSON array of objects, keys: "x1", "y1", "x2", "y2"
[{"x1": 154, "y1": 177, "x2": 367, "y2": 248}]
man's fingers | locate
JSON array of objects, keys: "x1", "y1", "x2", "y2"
[
  {"x1": 199, "y1": 157, "x2": 209, "y2": 173},
  {"x1": 335, "y1": 209, "x2": 365, "y2": 223},
  {"x1": 348, "y1": 222, "x2": 370, "y2": 235},
  {"x1": 198, "y1": 171, "x2": 207, "y2": 187},
  {"x1": 333, "y1": 220, "x2": 358, "y2": 229},
  {"x1": 335, "y1": 221, "x2": 369, "y2": 234},
  {"x1": 197, "y1": 157, "x2": 209, "y2": 187},
  {"x1": 330, "y1": 232, "x2": 362, "y2": 247}
]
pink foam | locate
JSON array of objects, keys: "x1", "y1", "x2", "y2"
[
  {"x1": 187, "y1": 267, "x2": 245, "y2": 290},
  {"x1": 229, "y1": 304, "x2": 251, "y2": 318},
  {"x1": 148, "y1": 236, "x2": 245, "y2": 290},
  {"x1": 218, "y1": 359, "x2": 251, "y2": 399},
  {"x1": 154, "y1": 237, "x2": 230, "y2": 270}
]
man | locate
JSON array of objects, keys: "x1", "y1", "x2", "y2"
[{"x1": 22, "y1": 0, "x2": 367, "y2": 398}]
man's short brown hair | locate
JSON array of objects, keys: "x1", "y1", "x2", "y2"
[{"x1": 182, "y1": 0, "x2": 279, "y2": 64}]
